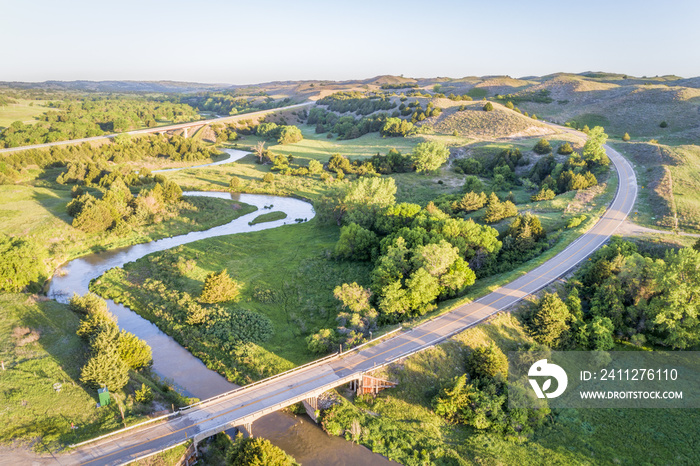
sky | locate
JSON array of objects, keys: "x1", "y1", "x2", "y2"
[{"x1": 3, "y1": 0, "x2": 699, "y2": 84}]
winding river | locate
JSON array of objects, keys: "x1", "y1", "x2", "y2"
[{"x1": 48, "y1": 149, "x2": 393, "y2": 465}]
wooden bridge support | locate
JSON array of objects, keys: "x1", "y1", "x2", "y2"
[{"x1": 302, "y1": 396, "x2": 319, "y2": 422}]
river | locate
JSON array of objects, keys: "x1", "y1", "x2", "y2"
[{"x1": 48, "y1": 149, "x2": 394, "y2": 465}]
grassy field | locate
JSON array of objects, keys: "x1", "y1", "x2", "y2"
[
  {"x1": 323, "y1": 311, "x2": 700, "y2": 465},
  {"x1": 0, "y1": 99, "x2": 49, "y2": 127},
  {"x1": 91, "y1": 219, "x2": 373, "y2": 383},
  {"x1": 0, "y1": 294, "x2": 190, "y2": 451}
]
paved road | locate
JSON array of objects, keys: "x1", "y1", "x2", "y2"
[
  {"x1": 61, "y1": 139, "x2": 636, "y2": 465},
  {"x1": 0, "y1": 102, "x2": 313, "y2": 155}
]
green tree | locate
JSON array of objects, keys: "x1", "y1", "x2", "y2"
[
  {"x1": 582, "y1": 126, "x2": 609, "y2": 166},
  {"x1": 263, "y1": 173, "x2": 274, "y2": 183},
  {"x1": 533, "y1": 139, "x2": 552, "y2": 155},
  {"x1": 483, "y1": 193, "x2": 517, "y2": 223},
  {"x1": 411, "y1": 141, "x2": 450, "y2": 173},
  {"x1": 200, "y1": 269, "x2": 241, "y2": 304},
  {"x1": 229, "y1": 176, "x2": 241, "y2": 191},
  {"x1": 380, "y1": 117, "x2": 415, "y2": 137},
  {"x1": 557, "y1": 142, "x2": 574, "y2": 155},
  {"x1": 277, "y1": 125, "x2": 303, "y2": 144},
  {"x1": 117, "y1": 330, "x2": 153, "y2": 370},
  {"x1": 483, "y1": 102, "x2": 494, "y2": 112},
  {"x1": 452, "y1": 191, "x2": 487, "y2": 213},
  {"x1": 306, "y1": 329, "x2": 337, "y2": 354},
  {"x1": 135, "y1": 383, "x2": 154, "y2": 404},
  {"x1": 227, "y1": 434, "x2": 298, "y2": 466},
  {"x1": 334, "y1": 223, "x2": 378, "y2": 261},
  {"x1": 343, "y1": 177, "x2": 397, "y2": 227},
  {"x1": 70, "y1": 292, "x2": 109, "y2": 316},
  {"x1": 531, "y1": 188, "x2": 555, "y2": 201},
  {"x1": 0, "y1": 235, "x2": 46, "y2": 292},
  {"x1": 529, "y1": 292, "x2": 571, "y2": 347},
  {"x1": 467, "y1": 342, "x2": 508, "y2": 380},
  {"x1": 308, "y1": 159, "x2": 323, "y2": 174},
  {"x1": 622, "y1": 132, "x2": 631, "y2": 142},
  {"x1": 588, "y1": 316, "x2": 615, "y2": 350},
  {"x1": 80, "y1": 348, "x2": 130, "y2": 391}
]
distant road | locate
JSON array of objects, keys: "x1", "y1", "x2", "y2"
[
  {"x1": 0, "y1": 102, "x2": 313, "y2": 154},
  {"x1": 65, "y1": 129, "x2": 638, "y2": 465}
]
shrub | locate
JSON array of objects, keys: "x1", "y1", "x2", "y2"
[
  {"x1": 227, "y1": 434, "x2": 298, "y2": 466},
  {"x1": 533, "y1": 138, "x2": 552, "y2": 155},
  {"x1": 505, "y1": 101, "x2": 514, "y2": 110},
  {"x1": 411, "y1": 141, "x2": 450, "y2": 173},
  {"x1": 135, "y1": 383, "x2": 154, "y2": 404},
  {"x1": 308, "y1": 159, "x2": 323, "y2": 174},
  {"x1": 69, "y1": 292, "x2": 109, "y2": 316},
  {"x1": 622, "y1": 132, "x2": 631, "y2": 142},
  {"x1": 263, "y1": 173, "x2": 274, "y2": 183},
  {"x1": 80, "y1": 348, "x2": 130, "y2": 391},
  {"x1": 557, "y1": 142, "x2": 574, "y2": 155},
  {"x1": 277, "y1": 125, "x2": 303, "y2": 144},
  {"x1": 200, "y1": 269, "x2": 241, "y2": 304},
  {"x1": 531, "y1": 188, "x2": 555, "y2": 201},
  {"x1": 483, "y1": 102, "x2": 494, "y2": 112},
  {"x1": 467, "y1": 342, "x2": 508, "y2": 379},
  {"x1": 659, "y1": 121, "x2": 668, "y2": 128},
  {"x1": 229, "y1": 176, "x2": 241, "y2": 191},
  {"x1": 117, "y1": 330, "x2": 153, "y2": 370},
  {"x1": 307, "y1": 329, "x2": 337, "y2": 354},
  {"x1": 0, "y1": 235, "x2": 47, "y2": 292},
  {"x1": 483, "y1": 193, "x2": 518, "y2": 223}
]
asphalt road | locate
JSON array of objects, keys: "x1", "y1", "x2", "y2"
[
  {"x1": 0, "y1": 102, "x2": 314, "y2": 155},
  {"x1": 60, "y1": 138, "x2": 636, "y2": 465}
]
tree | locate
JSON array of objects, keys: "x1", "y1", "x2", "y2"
[
  {"x1": 117, "y1": 330, "x2": 152, "y2": 370},
  {"x1": 467, "y1": 342, "x2": 508, "y2": 380},
  {"x1": 531, "y1": 188, "x2": 555, "y2": 201},
  {"x1": 229, "y1": 176, "x2": 241, "y2": 191},
  {"x1": 263, "y1": 173, "x2": 274, "y2": 183},
  {"x1": 253, "y1": 141, "x2": 267, "y2": 164},
  {"x1": 277, "y1": 125, "x2": 303, "y2": 144},
  {"x1": 483, "y1": 193, "x2": 517, "y2": 223},
  {"x1": 588, "y1": 316, "x2": 615, "y2": 351},
  {"x1": 307, "y1": 159, "x2": 323, "y2": 175},
  {"x1": 452, "y1": 191, "x2": 487, "y2": 213},
  {"x1": 334, "y1": 223, "x2": 378, "y2": 261},
  {"x1": 306, "y1": 329, "x2": 336, "y2": 354},
  {"x1": 557, "y1": 142, "x2": 574, "y2": 155},
  {"x1": 342, "y1": 176, "x2": 397, "y2": 227},
  {"x1": 227, "y1": 434, "x2": 298, "y2": 466},
  {"x1": 411, "y1": 141, "x2": 450, "y2": 173},
  {"x1": 200, "y1": 269, "x2": 241, "y2": 304},
  {"x1": 659, "y1": 121, "x2": 668, "y2": 128},
  {"x1": 135, "y1": 383, "x2": 154, "y2": 404},
  {"x1": 80, "y1": 348, "x2": 130, "y2": 391},
  {"x1": 0, "y1": 235, "x2": 46, "y2": 292},
  {"x1": 533, "y1": 139, "x2": 552, "y2": 155},
  {"x1": 483, "y1": 102, "x2": 494, "y2": 112},
  {"x1": 70, "y1": 292, "x2": 109, "y2": 316},
  {"x1": 529, "y1": 292, "x2": 571, "y2": 347},
  {"x1": 622, "y1": 132, "x2": 631, "y2": 142},
  {"x1": 582, "y1": 126, "x2": 609, "y2": 166},
  {"x1": 380, "y1": 117, "x2": 414, "y2": 137}
]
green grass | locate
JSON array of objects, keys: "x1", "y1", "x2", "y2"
[
  {"x1": 249, "y1": 211, "x2": 287, "y2": 225},
  {"x1": 323, "y1": 311, "x2": 700, "y2": 465},
  {"x1": 0, "y1": 99, "x2": 49, "y2": 127},
  {"x1": 268, "y1": 124, "x2": 422, "y2": 162},
  {"x1": 91, "y1": 219, "x2": 373, "y2": 383},
  {"x1": 0, "y1": 294, "x2": 190, "y2": 451},
  {"x1": 132, "y1": 441, "x2": 191, "y2": 465}
]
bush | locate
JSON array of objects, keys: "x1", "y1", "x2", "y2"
[
  {"x1": 277, "y1": 125, "x2": 303, "y2": 145},
  {"x1": 483, "y1": 193, "x2": 518, "y2": 223},
  {"x1": 263, "y1": 173, "x2": 274, "y2": 183},
  {"x1": 200, "y1": 269, "x2": 241, "y2": 304},
  {"x1": 530, "y1": 188, "x2": 555, "y2": 201},
  {"x1": 659, "y1": 121, "x2": 668, "y2": 128},
  {"x1": 0, "y1": 235, "x2": 47, "y2": 292},
  {"x1": 557, "y1": 142, "x2": 574, "y2": 155},
  {"x1": 467, "y1": 342, "x2": 508, "y2": 379},
  {"x1": 229, "y1": 176, "x2": 241, "y2": 191},
  {"x1": 227, "y1": 434, "x2": 298, "y2": 466},
  {"x1": 69, "y1": 292, "x2": 109, "y2": 316},
  {"x1": 533, "y1": 138, "x2": 552, "y2": 155},
  {"x1": 483, "y1": 102, "x2": 494, "y2": 112},
  {"x1": 80, "y1": 348, "x2": 130, "y2": 391},
  {"x1": 308, "y1": 159, "x2": 323, "y2": 175},
  {"x1": 622, "y1": 132, "x2": 631, "y2": 142},
  {"x1": 117, "y1": 330, "x2": 153, "y2": 370},
  {"x1": 135, "y1": 383, "x2": 154, "y2": 404},
  {"x1": 411, "y1": 141, "x2": 450, "y2": 173},
  {"x1": 307, "y1": 329, "x2": 337, "y2": 354}
]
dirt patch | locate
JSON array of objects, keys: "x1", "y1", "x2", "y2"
[{"x1": 12, "y1": 327, "x2": 41, "y2": 347}]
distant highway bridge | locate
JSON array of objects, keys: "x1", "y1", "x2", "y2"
[
  {"x1": 0, "y1": 102, "x2": 314, "y2": 155},
  {"x1": 63, "y1": 138, "x2": 637, "y2": 465}
]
